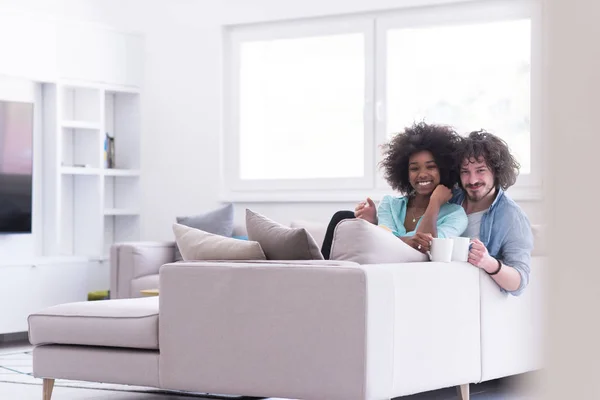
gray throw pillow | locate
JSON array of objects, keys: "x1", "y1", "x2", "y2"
[
  {"x1": 172, "y1": 224, "x2": 266, "y2": 261},
  {"x1": 174, "y1": 203, "x2": 234, "y2": 261},
  {"x1": 245, "y1": 209, "x2": 324, "y2": 260}
]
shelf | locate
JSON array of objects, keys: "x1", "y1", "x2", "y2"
[
  {"x1": 61, "y1": 166, "x2": 102, "y2": 175},
  {"x1": 48, "y1": 82, "x2": 142, "y2": 258},
  {"x1": 61, "y1": 120, "x2": 101, "y2": 130},
  {"x1": 61, "y1": 167, "x2": 141, "y2": 177},
  {"x1": 103, "y1": 169, "x2": 140, "y2": 177},
  {"x1": 104, "y1": 208, "x2": 140, "y2": 216}
]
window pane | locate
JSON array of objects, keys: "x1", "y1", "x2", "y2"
[
  {"x1": 387, "y1": 19, "x2": 531, "y2": 173},
  {"x1": 239, "y1": 34, "x2": 365, "y2": 180}
]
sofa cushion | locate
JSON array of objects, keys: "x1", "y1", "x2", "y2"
[
  {"x1": 330, "y1": 218, "x2": 428, "y2": 264},
  {"x1": 173, "y1": 223, "x2": 266, "y2": 261},
  {"x1": 246, "y1": 209, "x2": 324, "y2": 260},
  {"x1": 174, "y1": 203, "x2": 235, "y2": 261},
  {"x1": 28, "y1": 297, "x2": 159, "y2": 350}
]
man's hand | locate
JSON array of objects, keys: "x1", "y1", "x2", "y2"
[
  {"x1": 354, "y1": 197, "x2": 378, "y2": 224},
  {"x1": 430, "y1": 185, "x2": 452, "y2": 207},
  {"x1": 468, "y1": 239, "x2": 497, "y2": 273},
  {"x1": 401, "y1": 232, "x2": 433, "y2": 253}
]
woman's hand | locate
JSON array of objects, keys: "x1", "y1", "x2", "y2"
[
  {"x1": 430, "y1": 185, "x2": 453, "y2": 207},
  {"x1": 401, "y1": 232, "x2": 433, "y2": 253},
  {"x1": 354, "y1": 197, "x2": 378, "y2": 224}
]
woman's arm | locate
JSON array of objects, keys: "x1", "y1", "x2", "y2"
[
  {"x1": 376, "y1": 195, "x2": 397, "y2": 233},
  {"x1": 416, "y1": 185, "x2": 453, "y2": 237},
  {"x1": 436, "y1": 206, "x2": 468, "y2": 239}
]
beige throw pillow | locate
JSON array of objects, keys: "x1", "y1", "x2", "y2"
[
  {"x1": 329, "y1": 219, "x2": 428, "y2": 264},
  {"x1": 245, "y1": 209, "x2": 324, "y2": 260},
  {"x1": 172, "y1": 223, "x2": 266, "y2": 261}
]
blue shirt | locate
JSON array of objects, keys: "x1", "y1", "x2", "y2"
[
  {"x1": 450, "y1": 188, "x2": 534, "y2": 296},
  {"x1": 377, "y1": 195, "x2": 468, "y2": 239}
]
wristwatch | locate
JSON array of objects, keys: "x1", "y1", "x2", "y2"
[{"x1": 488, "y1": 258, "x2": 502, "y2": 275}]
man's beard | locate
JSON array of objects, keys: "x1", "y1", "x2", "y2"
[{"x1": 465, "y1": 183, "x2": 494, "y2": 202}]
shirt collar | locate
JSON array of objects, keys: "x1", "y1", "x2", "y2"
[{"x1": 489, "y1": 187, "x2": 504, "y2": 210}]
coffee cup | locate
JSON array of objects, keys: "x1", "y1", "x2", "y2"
[
  {"x1": 430, "y1": 238, "x2": 454, "y2": 263},
  {"x1": 451, "y1": 237, "x2": 471, "y2": 262}
]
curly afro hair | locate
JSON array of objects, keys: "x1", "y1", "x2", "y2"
[
  {"x1": 458, "y1": 130, "x2": 520, "y2": 190},
  {"x1": 379, "y1": 121, "x2": 462, "y2": 195}
]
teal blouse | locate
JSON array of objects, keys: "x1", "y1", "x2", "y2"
[{"x1": 377, "y1": 195, "x2": 468, "y2": 238}]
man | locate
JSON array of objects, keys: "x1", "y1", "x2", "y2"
[{"x1": 451, "y1": 130, "x2": 533, "y2": 296}]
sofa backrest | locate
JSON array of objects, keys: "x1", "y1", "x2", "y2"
[{"x1": 234, "y1": 220, "x2": 546, "y2": 256}]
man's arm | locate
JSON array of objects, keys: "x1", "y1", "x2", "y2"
[
  {"x1": 469, "y1": 211, "x2": 533, "y2": 295},
  {"x1": 476, "y1": 249, "x2": 523, "y2": 292}
]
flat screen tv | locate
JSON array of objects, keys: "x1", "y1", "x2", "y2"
[{"x1": 0, "y1": 100, "x2": 33, "y2": 234}]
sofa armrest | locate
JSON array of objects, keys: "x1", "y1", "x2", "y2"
[
  {"x1": 110, "y1": 241, "x2": 175, "y2": 299},
  {"x1": 367, "y1": 262, "x2": 482, "y2": 396},
  {"x1": 478, "y1": 256, "x2": 547, "y2": 381},
  {"x1": 158, "y1": 260, "x2": 481, "y2": 400}
]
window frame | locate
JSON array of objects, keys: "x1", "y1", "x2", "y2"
[{"x1": 221, "y1": 0, "x2": 542, "y2": 202}]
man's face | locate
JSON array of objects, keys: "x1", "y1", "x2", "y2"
[{"x1": 460, "y1": 157, "x2": 496, "y2": 202}]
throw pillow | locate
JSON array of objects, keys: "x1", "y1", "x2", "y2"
[
  {"x1": 329, "y1": 218, "x2": 428, "y2": 264},
  {"x1": 289, "y1": 219, "x2": 327, "y2": 248},
  {"x1": 172, "y1": 224, "x2": 266, "y2": 261},
  {"x1": 245, "y1": 209, "x2": 324, "y2": 260},
  {"x1": 174, "y1": 203, "x2": 235, "y2": 261}
]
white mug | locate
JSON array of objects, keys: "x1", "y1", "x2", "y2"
[
  {"x1": 452, "y1": 237, "x2": 471, "y2": 262},
  {"x1": 430, "y1": 238, "x2": 454, "y2": 263}
]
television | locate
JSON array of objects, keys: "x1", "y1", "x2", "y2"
[{"x1": 0, "y1": 100, "x2": 33, "y2": 233}]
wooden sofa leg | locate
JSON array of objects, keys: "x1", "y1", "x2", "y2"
[
  {"x1": 43, "y1": 378, "x2": 55, "y2": 400},
  {"x1": 457, "y1": 383, "x2": 470, "y2": 400}
]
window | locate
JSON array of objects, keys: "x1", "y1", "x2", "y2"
[
  {"x1": 239, "y1": 34, "x2": 366, "y2": 180},
  {"x1": 223, "y1": 0, "x2": 540, "y2": 200},
  {"x1": 385, "y1": 20, "x2": 531, "y2": 173}
]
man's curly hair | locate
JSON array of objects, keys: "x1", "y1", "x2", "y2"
[
  {"x1": 379, "y1": 122, "x2": 462, "y2": 195},
  {"x1": 459, "y1": 130, "x2": 520, "y2": 190}
]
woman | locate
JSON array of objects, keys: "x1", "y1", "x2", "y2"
[{"x1": 321, "y1": 122, "x2": 468, "y2": 259}]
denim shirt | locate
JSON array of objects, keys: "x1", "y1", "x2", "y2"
[{"x1": 450, "y1": 188, "x2": 534, "y2": 296}]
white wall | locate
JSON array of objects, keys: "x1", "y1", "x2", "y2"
[
  {"x1": 77, "y1": 0, "x2": 545, "y2": 241},
  {"x1": 0, "y1": 0, "x2": 107, "y2": 23}
]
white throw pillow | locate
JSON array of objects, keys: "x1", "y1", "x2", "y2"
[
  {"x1": 172, "y1": 223, "x2": 266, "y2": 261},
  {"x1": 329, "y1": 219, "x2": 428, "y2": 264}
]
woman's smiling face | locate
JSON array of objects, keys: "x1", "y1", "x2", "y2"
[{"x1": 408, "y1": 150, "x2": 440, "y2": 195}]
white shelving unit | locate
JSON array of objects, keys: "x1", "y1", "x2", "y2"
[{"x1": 43, "y1": 81, "x2": 141, "y2": 258}]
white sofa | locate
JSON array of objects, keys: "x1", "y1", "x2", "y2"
[{"x1": 28, "y1": 220, "x2": 546, "y2": 400}]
